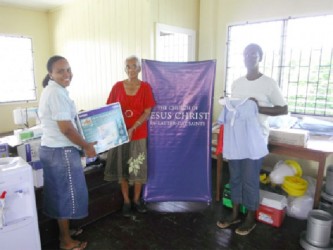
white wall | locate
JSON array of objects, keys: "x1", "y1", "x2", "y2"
[
  {"x1": 0, "y1": 0, "x2": 199, "y2": 133},
  {"x1": 49, "y1": 0, "x2": 199, "y2": 112}
]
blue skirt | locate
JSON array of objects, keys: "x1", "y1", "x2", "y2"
[{"x1": 39, "y1": 146, "x2": 88, "y2": 219}]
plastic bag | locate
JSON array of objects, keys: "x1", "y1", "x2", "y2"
[
  {"x1": 270, "y1": 160, "x2": 296, "y2": 184},
  {"x1": 303, "y1": 176, "x2": 316, "y2": 198},
  {"x1": 286, "y1": 195, "x2": 314, "y2": 220}
]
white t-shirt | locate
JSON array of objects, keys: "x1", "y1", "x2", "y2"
[
  {"x1": 231, "y1": 75, "x2": 287, "y2": 141},
  {"x1": 39, "y1": 80, "x2": 79, "y2": 148}
]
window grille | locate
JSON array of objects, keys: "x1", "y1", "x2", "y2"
[
  {"x1": 0, "y1": 35, "x2": 36, "y2": 103},
  {"x1": 226, "y1": 15, "x2": 333, "y2": 117},
  {"x1": 156, "y1": 23, "x2": 196, "y2": 62}
]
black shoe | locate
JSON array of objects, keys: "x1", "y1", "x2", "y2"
[
  {"x1": 134, "y1": 200, "x2": 147, "y2": 213},
  {"x1": 122, "y1": 202, "x2": 132, "y2": 217}
]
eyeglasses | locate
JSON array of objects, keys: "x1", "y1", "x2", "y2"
[{"x1": 125, "y1": 64, "x2": 139, "y2": 70}]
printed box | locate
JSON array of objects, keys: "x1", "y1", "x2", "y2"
[
  {"x1": 17, "y1": 138, "x2": 41, "y2": 162},
  {"x1": 77, "y1": 102, "x2": 129, "y2": 154},
  {"x1": 16, "y1": 139, "x2": 43, "y2": 187},
  {"x1": 0, "y1": 143, "x2": 9, "y2": 158},
  {"x1": 30, "y1": 161, "x2": 43, "y2": 188}
]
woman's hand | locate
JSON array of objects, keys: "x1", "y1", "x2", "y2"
[
  {"x1": 127, "y1": 127, "x2": 135, "y2": 140},
  {"x1": 83, "y1": 142, "x2": 97, "y2": 158},
  {"x1": 249, "y1": 97, "x2": 259, "y2": 107}
]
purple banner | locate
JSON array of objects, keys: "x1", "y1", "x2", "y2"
[{"x1": 142, "y1": 60, "x2": 216, "y2": 202}]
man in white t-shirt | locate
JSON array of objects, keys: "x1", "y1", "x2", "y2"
[
  {"x1": 217, "y1": 43, "x2": 288, "y2": 236},
  {"x1": 231, "y1": 46, "x2": 288, "y2": 142}
]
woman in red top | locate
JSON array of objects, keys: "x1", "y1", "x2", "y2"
[{"x1": 104, "y1": 55, "x2": 156, "y2": 217}]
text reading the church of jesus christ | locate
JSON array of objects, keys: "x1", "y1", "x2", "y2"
[{"x1": 149, "y1": 105, "x2": 210, "y2": 127}]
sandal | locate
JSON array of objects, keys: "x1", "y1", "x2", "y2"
[
  {"x1": 235, "y1": 223, "x2": 256, "y2": 236},
  {"x1": 216, "y1": 218, "x2": 241, "y2": 229},
  {"x1": 60, "y1": 241, "x2": 87, "y2": 250}
]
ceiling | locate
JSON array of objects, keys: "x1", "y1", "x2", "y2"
[{"x1": 0, "y1": 0, "x2": 74, "y2": 11}]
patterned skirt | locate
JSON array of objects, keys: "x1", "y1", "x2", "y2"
[{"x1": 104, "y1": 139, "x2": 147, "y2": 185}]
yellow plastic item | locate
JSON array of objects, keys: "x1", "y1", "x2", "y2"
[
  {"x1": 282, "y1": 176, "x2": 308, "y2": 196},
  {"x1": 282, "y1": 185, "x2": 306, "y2": 196},
  {"x1": 260, "y1": 173, "x2": 270, "y2": 184},
  {"x1": 283, "y1": 176, "x2": 308, "y2": 189},
  {"x1": 284, "y1": 160, "x2": 302, "y2": 177}
]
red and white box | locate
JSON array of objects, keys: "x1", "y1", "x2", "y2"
[
  {"x1": 256, "y1": 204, "x2": 286, "y2": 227},
  {"x1": 256, "y1": 190, "x2": 287, "y2": 227}
]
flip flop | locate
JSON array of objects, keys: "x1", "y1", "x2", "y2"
[
  {"x1": 60, "y1": 241, "x2": 87, "y2": 250},
  {"x1": 235, "y1": 223, "x2": 256, "y2": 236},
  {"x1": 216, "y1": 218, "x2": 241, "y2": 229},
  {"x1": 70, "y1": 228, "x2": 84, "y2": 237}
]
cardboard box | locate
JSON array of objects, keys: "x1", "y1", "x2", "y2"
[
  {"x1": 77, "y1": 102, "x2": 129, "y2": 154},
  {"x1": 16, "y1": 139, "x2": 43, "y2": 187},
  {"x1": 256, "y1": 204, "x2": 286, "y2": 227},
  {"x1": 269, "y1": 128, "x2": 309, "y2": 147},
  {"x1": 30, "y1": 161, "x2": 43, "y2": 188},
  {"x1": 0, "y1": 143, "x2": 9, "y2": 158},
  {"x1": 17, "y1": 138, "x2": 41, "y2": 162}
]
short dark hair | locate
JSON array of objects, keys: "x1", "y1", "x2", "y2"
[
  {"x1": 244, "y1": 43, "x2": 263, "y2": 61},
  {"x1": 42, "y1": 55, "x2": 66, "y2": 87}
]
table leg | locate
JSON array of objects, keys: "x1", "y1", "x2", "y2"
[
  {"x1": 216, "y1": 154, "x2": 223, "y2": 201},
  {"x1": 314, "y1": 158, "x2": 326, "y2": 208}
]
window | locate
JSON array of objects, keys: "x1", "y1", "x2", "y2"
[
  {"x1": 226, "y1": 15, "x2": 333, "y2": 117},
  {"x1": 155, "y1": 23, "x2": 196, "y2": 62},
  {"x1": 0, "y1": 35, "x2": 36, "y2": 103}
]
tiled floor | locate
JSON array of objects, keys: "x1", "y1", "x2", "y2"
[{"x1": 42, "y1": 161, "x2": 308, "y2": 250}]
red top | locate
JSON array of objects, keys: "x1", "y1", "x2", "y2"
[{"x1": 106, "y1": 81, "x2": 156, "y2": 140}]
